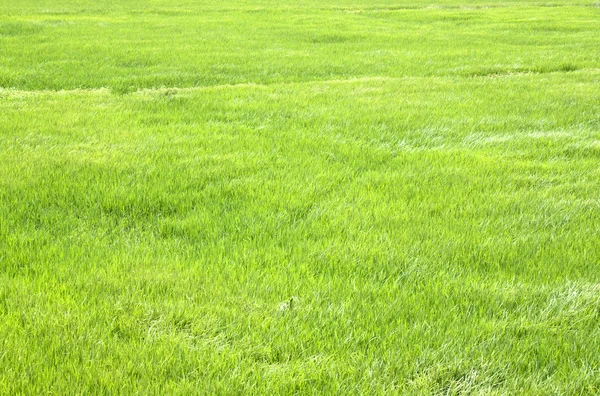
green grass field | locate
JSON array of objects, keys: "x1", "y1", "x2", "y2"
[{"x1": 1, "y1": 0, "x2": 600, "y2": 393}]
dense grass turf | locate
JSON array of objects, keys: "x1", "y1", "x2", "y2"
[{"x1": 1, "y1": 0, "x2": 600, "y2": 393}]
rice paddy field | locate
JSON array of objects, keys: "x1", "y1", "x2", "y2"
[{"x1": 1, "y1": 0, "x2": 600, "y2": 393}]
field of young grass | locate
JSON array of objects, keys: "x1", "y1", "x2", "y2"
[{"x1": 1, "y1": 0, "x2": 599, "y2": 393}]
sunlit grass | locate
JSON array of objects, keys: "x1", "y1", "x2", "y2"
[{"x1": 1, "y1": 0, "x2": 599, "y2": 393}]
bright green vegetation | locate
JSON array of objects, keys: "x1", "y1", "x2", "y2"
[{"x1": 1, "y1": 0, "x2": 600, "y2": 393}]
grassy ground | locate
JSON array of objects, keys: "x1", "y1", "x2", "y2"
[{"x1": 1, "y1": 0, "x2": 599, "y2": 393}]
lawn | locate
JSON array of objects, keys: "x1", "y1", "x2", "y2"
[{"x1": 1, "y1": 0, "x2": 599, "y2": 393}]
